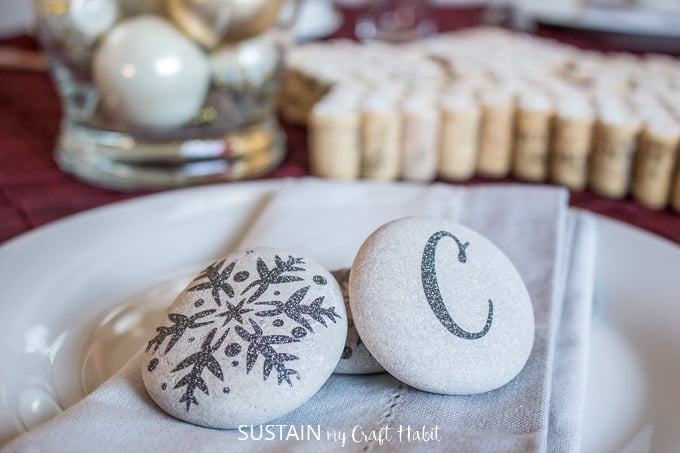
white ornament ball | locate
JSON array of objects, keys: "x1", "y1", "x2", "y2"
[
  {"x1": 69, "y1": 0, "x2": 120, "y2": 42},
  {"x1": 93, "y1": 16, "x2": 211, "y2": 130},
  {"x1": 210, "y1": 36, "x2": 279, "y2": 89}
]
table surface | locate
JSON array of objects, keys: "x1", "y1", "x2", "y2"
[{"x1": 1, "y1": 6, "x2": 679, "y2": 246}]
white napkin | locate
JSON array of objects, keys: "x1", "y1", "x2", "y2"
[
  {"x1": 548, "y1": 213, "x2": 596, "y2": 452},
  {"x1": 2, "y1": 180, "x2": 595, "y2": 453}
]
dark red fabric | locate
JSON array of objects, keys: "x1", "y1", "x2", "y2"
[{"x1": 1, "y1": 7, "x2": 679, "y2": 246}]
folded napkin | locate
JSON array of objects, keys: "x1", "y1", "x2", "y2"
[
  {"x1": 3, "y1": 180, "x2": 595, "y2": 453},
  {"x1": 549, "y1": 214, "x2": 595, "y2": 452}
]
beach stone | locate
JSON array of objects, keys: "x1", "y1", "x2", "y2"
[
  {"x1": 331, "y1": 269, "x2": 385, "y2": 375},
  {"x1": 142, "y1": 247, "x2": 347, "y2": 429},
  {"x1": 349, "y1": 217, "x2": 535, "y2": 395}
]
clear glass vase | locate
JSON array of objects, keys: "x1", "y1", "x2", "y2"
[{"x1": 34, "y1": 0, "x2": 297, "y2": 190}]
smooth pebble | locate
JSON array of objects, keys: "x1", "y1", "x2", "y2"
[
  {"x1": 142, "y1": 247, "x2": 347, "y2": 429},
  {"x1": 349, "y1": 217, "x2": 535, "y2": 395},
  {"x1": 331, "y1": 269, "x2": 385, "y2": 375}
]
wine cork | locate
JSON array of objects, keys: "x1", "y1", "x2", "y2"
[
  {"x1": 589, "y1": 108, "x2": 642, "y2": 199},
  {"x1": 360, "y1": 96, "x2": 402, "y2": 181},
  {"x1": 279, "y1": 66, "x2": 335, "y2": 125},
  {"x1": 308, "y1": 94, "x2": 361, "y2": 180},
  {"x1": 632, "y1": 118, "x2": 680, "y2": 209},
  {"x1": 400, "y1": 97, "x2": 441, "y2": 182},
  {"x1": 549, "y1": 98, "x2": 595, "y2": 191},
  {"x1": 477, "y1": 89, "x2": 515, "y2": 178},
  {"x1": 278, "y1": 69, "x2": 310, "y2": 125},
  {"x1": 513, "y1": 92, "x2": 553, "y2": 182},
  {"x1": 438, "y1": 91, "x2": 481, "y2": 181}
]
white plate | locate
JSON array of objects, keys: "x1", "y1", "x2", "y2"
[
  {"x1": 0, "y1": 180, "x2": 679, "y2": 452},
  {"x1": 530, "y1": 6, "x2": 680, "y2": 38}
]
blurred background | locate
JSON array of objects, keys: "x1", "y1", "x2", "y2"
[
  {"x1": 2, "y1": 0, "x2": 680, "y2": 243},
  {"x1": 3, "y1": 0, "x2": 680, "y2": 39}
]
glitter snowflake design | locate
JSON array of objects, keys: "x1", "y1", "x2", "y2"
[
  {"x1": 255, "y1": 286, "x2": 342, "y2": 333},
  {"x1": 145, "y1": 254, "x2": 341, "y2": 412}
]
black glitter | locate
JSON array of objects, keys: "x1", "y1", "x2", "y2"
[
  {"x1": 173, "y1": 328, "x2": 230, "y2": 411},
  {"x1": 148, "y1": 358, "x2": 159, "y2": 372},
  {"x1": 146, "y1": 310, "x2": 216, "y2": 354},
  {"x1": 161, "y1": 383, "x2": 167, "y2": 391},
  {"x1": 188, "y1": 259, "x2": 237, "y2": 307},
  {"x1": 148, "y1": 253, "x2": 348, "y2": 411},
  {"x1": 421, "y1": 231, "x2": 493, "y2": 340},
  {"x1": 240, "y1": 255, "x2": 306, "y2": 304},
  {"x1": 341, "y1": 346, "x2": 353, "y2": 360},
  {"x1": 225, "y1": 342, "x2": 242, "y2": 357},
  {"x1": 234, "y1": 271, "x2": 250, "y2": 282},
  {"x1": 235, "y1": 319, "x2": 300, "y2": 386},
  {"x1": 255, "y1": 286, "x2": 341, "y2": 333},
  {"x1": 223, "y1": 387, "x2": 230, "y2": 394},
  {"x1": 292, "y1": 327, "x2": 307, "y2": 339},
  {"x1": 216, "y1": 299, "x2": 253, "y2": 327}
]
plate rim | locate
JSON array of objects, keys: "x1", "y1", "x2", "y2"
[{"x1": 1, "y1": 180, "x2": 679, "y2": 450}]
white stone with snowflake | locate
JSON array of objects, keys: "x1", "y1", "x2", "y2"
[
  {"x1": 350, "y1": 217, "x2": 535, "y2": 395},
  {"x1": 142, "y1": 247, "x2": 347, "y2": 429},
  {"x1": 331, "y1": 269, "x2": 385, "y2": 375}
]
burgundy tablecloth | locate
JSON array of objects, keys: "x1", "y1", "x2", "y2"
[{"x1": 1, "y1": 7, "x2": 679, "y2": 246}]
